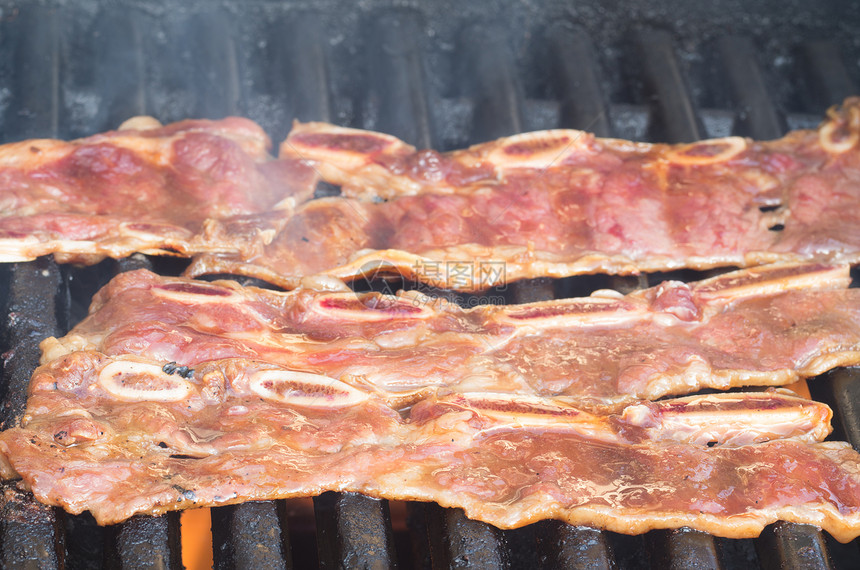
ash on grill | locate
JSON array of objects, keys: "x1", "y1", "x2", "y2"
[{"x1": 1, "y1": 1, "x2": 859, "y2": 568}]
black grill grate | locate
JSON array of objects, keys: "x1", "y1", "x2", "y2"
[{"x1": 0, "y1": 1, "x2": 859, "y2": 568}]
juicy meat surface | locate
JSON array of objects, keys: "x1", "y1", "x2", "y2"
[
  {"x1": 1, "y1": 366, "x2": 858, "y2": 541},
  {"x1": 189, "y1": 98, "x2": 860, "y2": 290},
  {"x1": 0, "y1": 117, "x2": 316, "y2": 264},
  {"x1": 40, "y1": 263, "x2": 860, "y2": 411}
]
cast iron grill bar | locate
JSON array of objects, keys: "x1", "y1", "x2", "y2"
[
  {"x1": 426, "y1": 504, "x2": 508, "y2": 569},
  {"x1": 0, "y1": 482, "x2": 64, "y2": 570},
  {"x1": 2, "y1": 4, "x2": 59, "y2": 140},
  {"x1": 546, "y1": 24, "x2": 613, "y2": 137},
  {"x1": 189, "y1": 9, "x2": 241, "y2": 119},
  {"x1": 266, "y1": 11, "x2": 332, "y2": 139},
  {"x1": 313, "y1": 491, "x2": 398, "y2": 569},
  {"x1": 755, "y1": 523, "x2": 835, "y2": 570},
  {"x1": 87, "y1": 7, "x2": 146, "y2": 131},
  {"x1": 87, "y1": 256, "x2": 190, "y2": 568},
  {"x1": 716, "y1": 36, "x2": 787, "y2": 139},
  {"x1": 0, "y1": 260, "x2": 64, "y2": 570},
  {"x1": 361, "y1": 26, "x2": 438, "y2": 559},
  {"x1": 635, "y1": 28, "x2": 705, "y2": 143},
  {"x1": 546, "y1": 26, "x2": 645, "y2": 297},
  {"x1": 187, "y1": 9, "x2": 298, "y2": 563},
  {"x1": 537, "y1": 521, "x2": 616, "y2": 570},
  {"x1": 367, "y1": 9, "x2": 433, "y2": 149},
  {"x1": 211, "y1": 501, "x2": 291, "y2": 569},
  {"x1": 0, "y1": 260, "x2": 63, "y2": 431},
  {"x1": 103, "y1": 513, "x2": 182, "y2": 569},
  {"x1": 650, "y1": 528, "x2": 722, "y2": 570},
  {"x1": 151, "y1": 8, "x2": 241, "y2": 123},
  {"x1": 811, "y1": 368, "x2": 860, "y2": 450},
  {"x1": 807, "y1": 369, "x2": 860, "y2": 568},
  {"x1": 799, "y1": 41, "x2": 859, "y2": 110},
  {"x1": 459, "y1": 21, "x2": 524, "y2": 143},
  {"x1": 0, "y1": 256, "x2": 65, "y2": 570}
]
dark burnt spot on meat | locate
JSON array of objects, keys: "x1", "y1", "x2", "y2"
[
  {"x1": 157, "y1": 442, "x2": 168, "y2": 448},
  {"x1": 758, "y1": 204, "x2": 782, "y2": 213},
  {"x1": 162, "y1": 362, "x2": 194, "y2": 379},
  {"x1": 294, "y1": 132, "x2": 389, "y2": 154},
  {"x1": 53, "y1": 430, "x2": 69, "y2": 444},
  {"x1": 169, "y1": 454, "x2": 201, "y2": 460},
  {"x1": 768, "y1": 224, "x2": 785, "y2": 232},
  {"x1": 156, "y1": 282, "x2": 232, "y2": 297},
  {"x1": 172, "y1": 485, "x2": 198, "y2": 501},
  {"x1": 29, "y1": 145, "x2": 41, "y2": 154}
]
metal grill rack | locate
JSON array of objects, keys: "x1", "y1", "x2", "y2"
[{"x1": 0, "y1": 1, "x2": 859, "y2": 567}]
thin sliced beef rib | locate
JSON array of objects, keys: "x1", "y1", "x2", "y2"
[
  {"x1": 1, "y1": 100, "x2": 859, "y2": 292},
  {"x1": 189, "y1": 98, "x2": 860, "y2": 290},
  {"x1": 4, "y1": 263, "x2": 860, "y2": 539},
  {"x1": 40, "y1": 263, "x2": 860, "y2": 411},
  {"x1": 2, "y1": 368, "x2": 859, "y2": 541},
  {"x1": 0, "y1": 116, "x2": 316, "y2": 265}
]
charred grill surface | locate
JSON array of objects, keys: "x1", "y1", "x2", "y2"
[{"x1": 0, "y1": 1, "x2": 858, "y2": 568}]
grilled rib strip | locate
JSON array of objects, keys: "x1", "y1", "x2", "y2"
[
  {"x1": 37, "y1": 263, "x2": 860, "y2": 411},
  {"x1": 0, "y1": 117, "x2": 317, "y2": 265},
  {"x1": 1, "y1": 372, "x2": 857, "y2": 542},
  {"x1": 188, "y1": 98, "x2": 860, "y2": 290}
]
